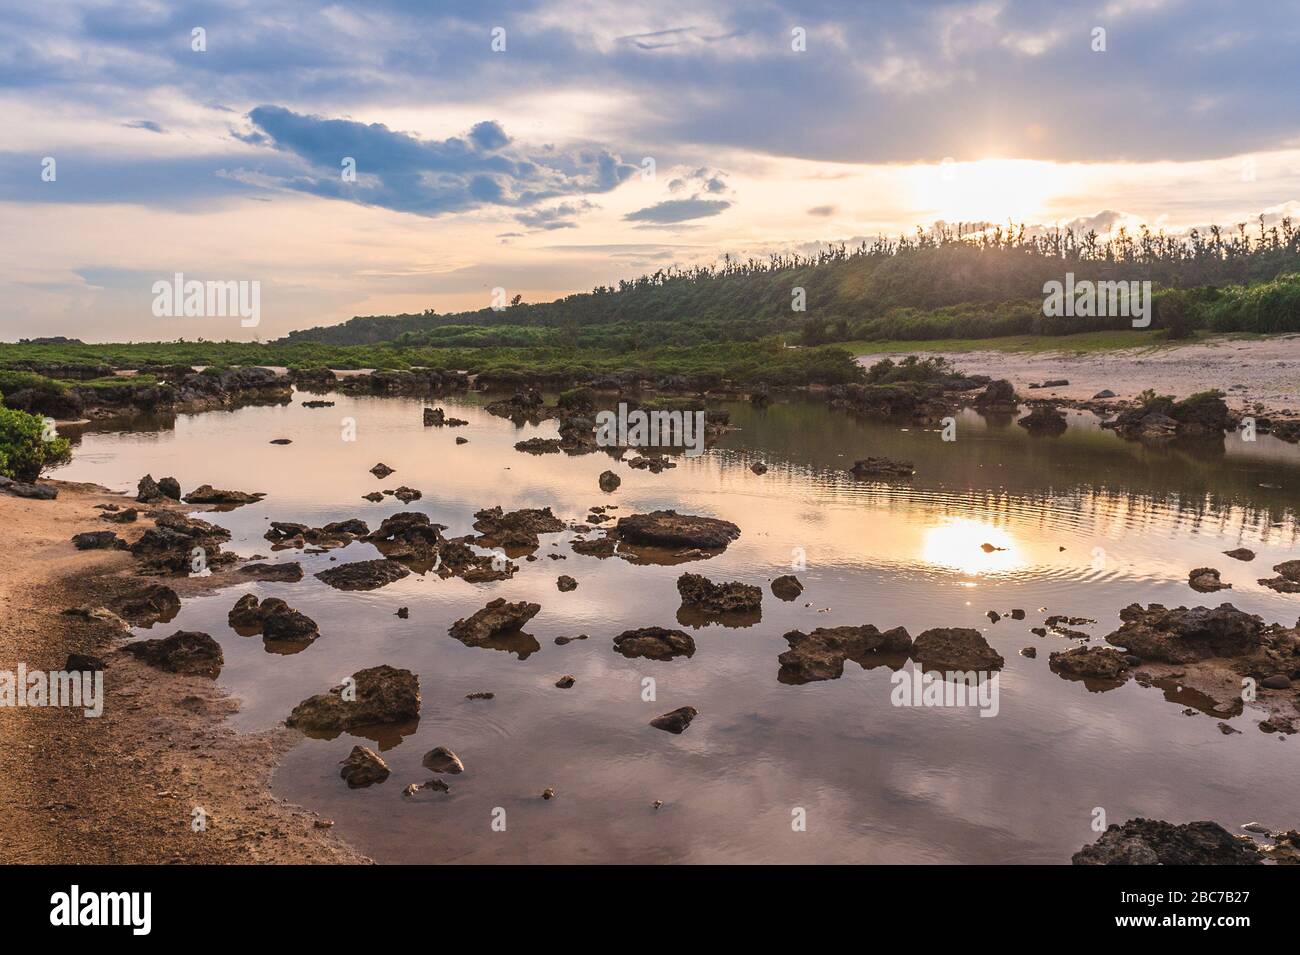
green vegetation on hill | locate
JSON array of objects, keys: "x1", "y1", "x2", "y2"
[{"x1": 276, "y1": 220, "x2": 1300, "y2": 348}]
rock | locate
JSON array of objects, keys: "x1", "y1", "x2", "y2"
[
  {"x1": 0, "y1": 478, "x2": 57, "y2": 499},
  {"x1": 650, "y1": 706, "x2": 698, "y2": 734},
  {"x1": 423, "y1": 407, "x2": 445, "y2": 426},
  {"x1": 627, "y1": 453, "x2": 677, "y2": 473},
  {"x1": 849, "y1": 457, "x2": 915, "y2": 478},
  {"x1": 1048, "y1": 646, "x2": 1131, "y2": 682},
  {"x1": 911, "y1": 628, "x2": 1005, "y2": 671},
  {"x1": 1010, "y1": 609, "x2": 1025, "y2": 620},
  {"x1": 778, "y1": 625, "x2": 912, "y2": 683},
  {"x1": 339, "y1": 746, "x2": 390, "y2": 788},
  {"x1": 396, "y1": 607, "x2": 409, "y2": 619},
  {"x1": 612, "y1": 627, "x2": 696, "y2": 661},
  {"x1": 449, "y1": 598, "x2": 541, "y2": 648},
  {"x1": 100, "y1": 507, "x2": 138, "y2": 524},
  {"x1": 110, "y1": 584, "x2": 181, "y2": 626},
  {"x1": 227, "y1": 595, "x2": 319, "y2": 643},
  {"x1": 72, "y1": 531, "x2": 126, "y2": 551},
  {"x1": 472, "y1": 506, "x2": 565, "y2": 549},
  {"x1": 973, "y1": 379, "x2": 1018, "y2": 412},
  {"x1": 1105, "y1": 603, "x2": 1264, "y2": 663},
  {"x1": 556, "y1": 575, "x2": 578, "y2": 592},
  {"x1": 1020, "y1": 646, "x2": 1037, "y2": 658},
  {"x1": 1218, "y1": 722, "x2": 1241, "y2": 735},
  {"x1": 182, "y1": 484, "x2": 265, "y2": 506},
  {"x1": 158, "y1": 476, "x2": 181, "y2": 499},
  {"x1": 614, "y1": 510, "x2": 741, "y2": 550},
  {"x1": 1223, "y1": 548, "x2": 1255, "y2": 562},
  {"x1": 1259, "y1": 560, "x2": 1300, "y2": 594},
  {"x1": 980, "y1": 542, "x2": 1005, "y2": 553},
  {"x1": 1092, "y1": 389, "x2": 1116, "y2": 399},
  {"x1": 65, "y1": 652, "x2": 106, "y2": 671},
  {"x1": 422, "y1": 746, "x2": 465, "y2": 775},
  {"x1": 387, "y1": 486, "x2": 421, "y2": 504},
  {"x1": 369, "y1": 463, "x2": 395, "y2": 478},
  {"x1": 1072, "y1": 819, "x2": 1261, "y2": 865},
  {"x1": 314, "y1": 559, "x2": 411, "y2": 591},
  {"x1": 771, "y1": 574, "x2": 804, "y2": 601},
  {"x1": 129, "y1": 512, "x2": 232, "y2": 573},
  {"x1": 270, "y1": 438, "x2": 292, "y2": 445},
  {"x1": 750, "y1": 462, "x2": 768, "y2": 475},
  {"x1": 555, "y1": 675, "x2": 576, "y2": 689},
  {"x1": 1261, "y1": 674, "x2": 1293, "y2": 690},
  {"x1": 1040, "y1": 379, "x2": 1069, "y2": 388},
  {"x1": 1188, "y1": 567, "x2": 1230, "y2": 592},
  {"x1": 542, "y1": 788, "x2": 556, "y2": 800},
  {"x1": 1018, "y1": 404, "x2": 1067, "y2": 434},
  {"x1": 598, "y1": 470, "x2": 621, "y2": 492},
  {"x1": 136, "y1": 474, "x2": 163, "y2": 503},
  {"x1": 555, "y1": 634, "x2": 588, "y2": 645},
  {"x1": 287, "y1": 665, "x2": 420, "y2": 732},
  {"x1": 455, "y1": 436, "x2": 469, "y2": 445},
  {"x1": 239, "y1": 561, "x2": 303, "y2": 582},
  {"x1": 466, "y1": 691, "x2": 494, "y2": 700},
  {"x1": 676, "y1": 572, "x2": 762, "y2": 614},
  {"x1": 122, "y1": 630, "x2": 223, "y2": 677},
  {"x1": 362, "y1": 492, "x2": 384, "y2": 502},
  {"x1": 987, "y1": 610, "x2": 1001, "y2": 623}
]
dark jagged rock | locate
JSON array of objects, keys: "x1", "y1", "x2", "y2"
[
  {"x1": 555, "y1": 675, "x2": 575, "y2": 688},
  {"x1": 369, "y1": 463, "x2": 395, "y2": 478},
  {"x1": 556, "y1": 575, "x2": 578, "y2": 592},
  {"x1": 100, "y1": 507, "x2": 138, "y2": 524},
  {"x1": 778, "y1": 625, "x2": 912, "y2": 683},
  {"x1": 676, "y1": 572, "x2": 761, "y2": 614},
  {"x1": 612, "y1": 627, "x2": 696, "y2": 661},
  {"x1": 1048, "y1": 646, "x2": 1132, "y2": 683},
  {"x1": 1223, "y1": 547, "x2": 1255, "y2": 562},
  {"x1": 911, "y1": 628, "x2": 1005, "y2": 671},
  {"x1": 182, "y1": 484, "x2": 265, "y2": 506},
  {"x1": 1188, "y1": 567, "x2": 1230, "y2": 593},
  {"x1": 1073, "y1": 819, "x2": 1261, "y2": 865},
  {"x1": 1105, "y1": 603, "x2": 1264, "y2": 663},
  {"x1": 109, "y1": 584, "x2": 180, "y2": 626},
  {"x1": 614, "y1": 510, "x2": 740, "y2": 550},
  {"x1": 0, "y1": 477, "x2": 57, "y2": 499},
  {"x1": 771, "y1": 574, "x2": 804, "y2": 601},
  {"x1": 626, "y1": 453, "x2": 676, "y2": 473},
  {"x1": 129, "y1": 512, "x2": 232, "y2": 574},
  {"x1": 472, "y1": 506, "x2": 565, "y2": 549},
  {"x1": 973, "y1": 379, "x2": 1019, "y2": 413},
  {"x1": 1018, "y1": 404, "x2": 1067, "y2": 434},
  {"x1": 122, "y1": 630, "x2": 223, "y2": 677},
  {"x1": 364, "y1": 511, "x2": 446, "y2": 561},
  {"x1": 650, "y1": 706, "x2": 697, "y2": 734},
  {"x1": 239, "y1": 561, "x2": 303, "y2": 582},
  {"x1": 750, "y1": 462, "x2": 768, "y2": 475},
  {"x1": 449, "y1": 598, "x2": 541, "y2": 648},
  {"x1": 514, "y1": 437, "x2": 561, "y2": 454},
  {"x1": 1105, "y1": 392, "x2": 1232, "y2": 441},
  {"x1": 265, "y1": 519, "x2": 370, "y2": 550},
  {"x1": 227, "y1": 594, "x2": 319, "y2": 644},
  {"x1": 314, "y1": 559, "x2": 411, "y2": 591},
  {"x1": 339, "y1": 746, "x2": 390, "y2": 788},
  {"x1": 288, "y1": 666, "x2": 421, "y2": 732},
  {"x1": 849, "y1": 457, "x2": 915, "y2": 478},
  {"x1": 72, "y1": 530, "x2": 126, "y2": 550},
  {"x1": 66, "y1": 652, "x2": 106, "y2": 672},
  {"x1": 1259, "y1": 560, "x2": 1300, "y2": 594},
  {"x1": 599, "y1": 470, "x2": 621, "y2": 492}
]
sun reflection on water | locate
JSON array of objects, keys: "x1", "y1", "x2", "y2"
[{"x1": 921, "y1": 517, "x2": 1022, "y2": 574}]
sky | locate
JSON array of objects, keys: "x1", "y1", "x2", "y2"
[{"x1": 3, "y1": 0, "x2": 1299, "y2": 342}]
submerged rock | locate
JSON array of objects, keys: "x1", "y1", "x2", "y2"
[
  {"x1": 1105, "y1": 603, "x2": 1263, "y2": 663},
  {"x1": 849, "y1": 457, "x2": 915, "y2": 478},
  {"x1": 1073, "y1": 819, "x2": 1261, "y2": 865},
  {"x1": 911, "y1": 628, "x2": 1005, "y2": 671},
  {"x1": 556, "y1": 575, "x2": 578, "y2": 592},
  {"x1": 109, "y1": 583, "x2": 181, "y2": 626},
  {"x1": 1188, "y1": 567, "x2": 1231, "y2": 592},
  {"x1": 449, "y1": 598, "x2": 541, "y2": 648},
  {"x1": 1259, "y1": 560, "x2": 1300, "y2": 594},
  {"x1": 182, "y1": 484, "x2": 265, "y2": 506},
  {"x1": 779, "y1": 625, "x2": 912, "y2": 684},
  {"x1": 314, "y1": 559, "x2": 411, "y2": 591},
  {"x1": 771, "y1": 574, "x2": 804, "y2": 601},
  {"x1": 1223, "y1": 547, "x2": 1255, "y2": 562},
  {"x1": 122, "y1": 630, "x2": 223, "y2": 677},
  {"x1": 472, "y1": 506, "x2": 565, "y2": 549},
  {"x1": 614, "y1": 510, "x2": 741, "y2": 550},
  {"x1": 598, "y1": 470, "x2": 621, "y2": 493},
  {"x1": 239, "y1": 561, "x2": 304, "y2": 582},
  {"x1": 612, "y1": 627, "x2": 696, "y2": 661},
  {"x1": 1018, "y1": 404, "x2": 1067, "y2": 435},
  {"x1": 1048, "y1": 646, "x2": 1132, "y2": 683},
  {"x1": 676, "y1": 572, "x2": 762, "y2": 614},
  {"x1": 287, "y1": 665, "x2": 420, "y2": 732},
  {"x1": 650, "y1": 706, "x2": 698, "y2": 734},
  {"x1": 339, "y1": 746, "x2": 390, "y2": 788}
]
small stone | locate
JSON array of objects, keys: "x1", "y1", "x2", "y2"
[
  {"x1": 556, "y1": 575, "x2": 578, "y2": 592},
  {"x1": 542, "y1": 787, "x2": 556, "y2": 800},
  {"x1": 1020, "y1": 646, "x2": 1037, "y2": 658},
  {"x1": 339, "y1": 746, "x2": 390, "y2": 788},
  {"x1": 396, "y1": 607, "x2": 409, "y2": 619},
  {"x1": 555, "y1": 675, "x2": 576, "y2": 689},
  {"x1": 466, "y1": 691, "x2": 495, "y2": 700},
  {"x1": 650, "y1": 706, "x2": 698, "y2": 734},
  {"x1": 422, "y1": 746, "x2": 465, "y2": 775}
]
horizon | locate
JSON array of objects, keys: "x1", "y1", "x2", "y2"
[{"x1": 5, "y1": 0, "x2": 1300, "y2": 343}]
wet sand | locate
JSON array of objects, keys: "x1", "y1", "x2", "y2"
[{"x1": 0, "y1": 482, "x2": 366, "y2": 863}]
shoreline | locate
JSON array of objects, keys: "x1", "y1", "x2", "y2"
[
  {"x1": 857, "y1": 335, "x2": 1300, "y2": 419},
  {"x1": 0, "y1": 481, "x2": 367, "y2": 864}
]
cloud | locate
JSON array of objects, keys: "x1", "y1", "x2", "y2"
[
  {"x1": 123, "y1": 120, "x2": 166, "y2": 134},
  {"x1": 807, "y1": 205, "x2": 836, "y2": 217},
  {"x1": 515, "y1": 200, "x2": 595, "y2": 230},
  {"x1": 624, "y1": 198, "x2": 731, "y2": 223},
  {"x1": 241, "y1": 105, "x2": 636, "y2": 217}
]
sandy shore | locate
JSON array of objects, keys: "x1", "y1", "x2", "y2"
[
  {"x1": 857, "y1": 335, "x2": 1300, "y2": 417},
  {"x1": 0, "y1": 481, "x2": 367, "y2": 864}
]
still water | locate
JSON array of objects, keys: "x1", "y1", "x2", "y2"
[{"x1": 55, "y1": 390, "x2": 1300, "y2": 863}]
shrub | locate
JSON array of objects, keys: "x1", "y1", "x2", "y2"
[{"x1": 0, "y1": 406, "x2": 71, "y2": 481}]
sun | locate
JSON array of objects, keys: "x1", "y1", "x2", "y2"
[
  {"x1": 921, "y1": 517, "x2": 1022, "y2": 575},
  {"x1": 908, "y1": 158, "x2": 1065, "y2": 223}
]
